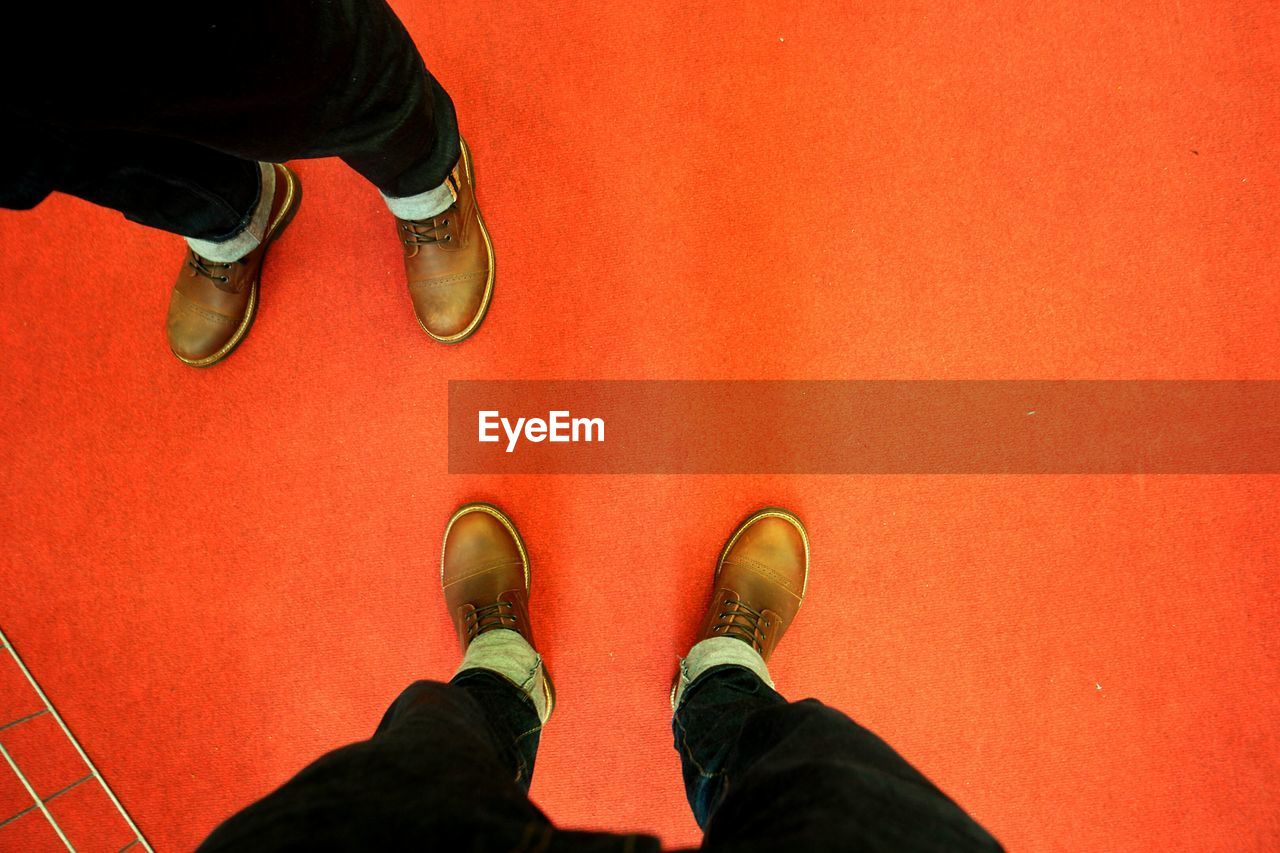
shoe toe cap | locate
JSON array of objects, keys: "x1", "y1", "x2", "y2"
[
  {"x1": 442, "y1": 507, "x2": 526, "y2": 588},
  {"x1": 166, "y1": 291, "x2": 238, "y2": 362},
  {"x1": 409, "y1": 270, "x2": 488, "y2": 341},
  {"x1": 724, "y1": 514, "x2": 809, "y2": 596}
]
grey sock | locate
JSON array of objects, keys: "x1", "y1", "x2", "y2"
[{"x1": 185, "y1": 162, "x2": 275, "y2": 263}]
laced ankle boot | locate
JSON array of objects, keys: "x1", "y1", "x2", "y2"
[
  {"x1": 441, "y1": 502, "x2": 554, "y2": 716},
  {"x1": 694, "y1": 507, "x2": 810, "y2": 662},
  {"x1": 396, "y1": 137, "x2": 494, "y2": 344},
  {"x1": 166, "y1": 163, "x2": 300, "y2": 367}
]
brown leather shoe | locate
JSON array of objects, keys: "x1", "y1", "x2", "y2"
[
  {"x1": 441, "y1": 502, "x2": 554, "y2": 711},
  {"x1": 695, "y1": 507, "x2": 810, "y2": 662},
  {"x1": 166, "y1": 163, "x2": 301, "y2": 367},
  {"x1": 396, "y1": 137, "x2": 494, "y2": 344}
]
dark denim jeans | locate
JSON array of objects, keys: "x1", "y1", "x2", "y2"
[
  {"x1": 199, "y1": 669, "x2": 654, "y2": 853},
  {"x1": 0, "y1": 1, "x2": 460, "y2": 240},
  {"x1": 199, "y1": 665, "x2": 1001, "y2": 852},
  {"x1": 674, "y1": 665, "x2": 1003, "y2": 852}
]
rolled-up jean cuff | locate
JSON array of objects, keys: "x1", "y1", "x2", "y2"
[
  {"x1": 672, "y1": 636, "x2": 775, "y2": 711},
  {"x1": 382, "y1": 179, "x2": 455, "y2": 220},
  {"x1": 185, "y1": 162, "x2": 273, "y2": 262},
  {"x1": 365, "y1": 70, "x2": 461, "y2": 197},
  {"x1": 454, "y1": 629, "x2": 550, "y2": 724}
]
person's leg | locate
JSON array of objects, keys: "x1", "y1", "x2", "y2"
[
  {"x1": 199, "y1": 502, "x2": 660, "y2": 851},
  {"x1": 674, "y1": 662, "x2": 1002, "y2": 852},
  {"x1": 672, "y1": 509, "x2": 1002, "y2": 852},
  {"x1": 179, "y1": 0, "x2": 489, "y2": 345},
  {"x1": 0, "y1": 123, "x2": 261, "y2": 245},
  {"x1": 8, "y1": 1, "x2": 486, "y2": 352},
  {"x1": 0, "y1": 118, "x2": 301, "y2": 367},
  {"x1": 307, "y1": 2, "x2": 493, "y2": 344},
  {"x1": 137, "y1": 0, "x2": 484, "y2": 344},
  {"x1": 198, "y1": 674, "x2": 550, "y2": 850},
  {"x1": 195, "y1": 503, "x2": 553, "y2": 848},
  {"x1": 5, "y1": 3, "x2": 458, "y2": 202}
]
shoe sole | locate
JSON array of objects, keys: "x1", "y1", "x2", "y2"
[
  {"x1": 174, "y1": 163, "x2": 302, "y2": 368},
  {"x1": 441, "y1": 502, "x2": 555, "y2": 717},
  {"x1": 419, "y1": 136, "x2": 496, "y2": 345}
]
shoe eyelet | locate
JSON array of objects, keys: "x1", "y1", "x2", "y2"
[
  {"x1": 442, "y1": 219, "x2": 450, "y2": 226},
  {"x1": 217, "y1": 276, "x2": 229, "y2": 283},
  {"x1": 444, "y1": 236, "x2": 452, "y2": 242}
]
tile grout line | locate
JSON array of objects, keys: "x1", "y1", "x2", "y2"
[
  {"x1": 0, "y1": 802, "x2": 39, "y2": 830},
  {"x1": 0, "y1": 741, "x2": 73, "y2": 851},
  {"x1": 0, "y1": 708, "x2": 50, "y2": 733},
  {"x1": 43, "y1": 773, "x2": 95, "y2": 804},
  {"x1": 0, "y1": 626, "x2": 153, "y2": 852}
]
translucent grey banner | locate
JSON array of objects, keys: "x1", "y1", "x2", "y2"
[{"x1": 448, "y1": 381, "x2": 1280, "y2": 474}]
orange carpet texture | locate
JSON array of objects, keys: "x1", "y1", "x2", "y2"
[{"x1": 2, "y1": 0, "x2": 1278, "y2": 850}]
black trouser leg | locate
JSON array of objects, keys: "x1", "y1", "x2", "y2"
[
  {"x1": 1, "y1": 0, "x2": 459, "y2": 234},
  {"x1": 0, "y1": 123, "x2": 261, "y2": 241},
  {"x1": 199, "y1": 673, "x2": 656, "y2": 852},
  {"x1": 197, "y1": 673, "x2": 546, "y2": 850},
  {"x1": 673, "y1": 665, "x2": 1004, "y2": 853},
  {"x1": 446, "y1": 669, "x2": 545, "y2": 789}
]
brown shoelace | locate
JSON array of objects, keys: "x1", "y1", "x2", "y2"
[
  {"x1": 399, "y1": 216, "x2": 453, "y2": 246},
  {"x1": 715, "y1": 599, "x2": 773, "y2": 654},
  {"x1": 187, "y1": 253, "x2": 245, "y2": 292},
  {"x1": 465, "y1": 600, "x2": 519, "y2": 640},
  {"x1": 399, "y1": 173, "x2": 461, "y2": 246}
]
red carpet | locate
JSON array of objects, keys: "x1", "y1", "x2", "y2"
[{"x1": 2, "y1": 0, "x2": 1278, "y2": 849}]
